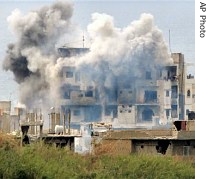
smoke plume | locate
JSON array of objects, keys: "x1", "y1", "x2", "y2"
[
  {"x1": 3, "y1": 1, "x2": 73, "y2": 108},
  {"x1": 3, "y1": 1, "x2": 172, "y2": 111}
]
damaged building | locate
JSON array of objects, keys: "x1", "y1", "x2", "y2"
[{"x1": 58, "y1": 47, "x2": 195, "y2": 130}]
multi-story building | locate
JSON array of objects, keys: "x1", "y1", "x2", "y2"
[{"x1": 58, "y1": 47, "x2": 195, "y2": 130}]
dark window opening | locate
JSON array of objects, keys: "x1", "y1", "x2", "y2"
[
  {"x1": 105, "y1": 106, "x2": 117, "y2": 118},
  {"x1": 146, "y1": 71, "x2": 152, "y2": 80},
  {"x1": 73, "y1": 110, "x2": 80, "y2": 116},
  {"x1": 85, "y1": 91, "x2": 93, "y2": 97},
  {"x1": 171, "y1": 86, "x2": 178, "y2": 98},
  {"x1": 166, "y1": 109, "x2": 170, "y2": 117},
  {"x1": 156, "y1": 140, "x2": 170, "y2": 155},
  {"x1": 187, "y1": 90, "x2": 191, "y2": 97},
  {"x1": 141, "y1": 145, "x2": 144, "y2": 149},
  {"x1": 188, "y1": 111, "x2": 195, "y2": 120},
  {"x1": 63, "y1": 91, "x2": 70, "y2": 99},
  {"x1": 66, "y1": 71, "x2": 74, "y2": 78},
  {"x1": 173, "y1": 121, "x2": 187, "y2": 131},
  {"x1": 142, "y1": 108, "x2": 154, "y2": 121},
  {"x1": 144, "y1": 91, "x2": 157, "y2": 103},
  {"x1": 166, "y1": 90, "x2": 170, "y2": 97}
]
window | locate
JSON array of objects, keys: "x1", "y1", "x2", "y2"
[
  {"x1": 171, "y1": 105, "x2": 178, "y2": 118},
  {"x1": 66, "y1": 71, "x2": 73, "y2": 78},
  {"x1": 171, "y1": 86, "x2": 178, "y2": 98},
  {"x1": 73, "y1": 110, "x2": 80, "y2": 116},
  {"x1": 144, "y1": 91, "x2": 157, "y2": 103},
  {"x1": 146, "y1": 71, "x2": 152, "y2": 80},
  {"x1": 166, "y1": 90, "x2": 170, "y2": 97},
  {"x1": 187, "y1": 90, "x2": 191, "y2": 97},
  {"x1": 142, "y1": 108, "x2": 154, "y2": 121},
  {"x1": 85, "y1": 91, "x2": 93, "y2": 97},
  {"x1": 166, "y1": 109, "x2": 170, "y2": 117}
]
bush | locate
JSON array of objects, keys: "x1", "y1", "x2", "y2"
[{"x1": 0, "y1": 136, "x2": 195, "y2": 179}]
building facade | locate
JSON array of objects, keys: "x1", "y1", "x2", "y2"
[{"x1": 58, "y1": 48, "x2": 195, "y2": 129}]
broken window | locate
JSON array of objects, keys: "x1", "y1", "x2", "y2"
[
  {"x1": 156, "y1": 140, "x2": 170, "y2": 155},
  {"x1": 142, "y1": 108, "x2": 154, "y2": 121},
  {"x1": 105, "y1": 106, "x2": 117, "y2": 117},
  {"x1": 187, "y1": 90, "x2": 191, "y2": 97},
  {"x1": 144, "y1": 91, "x2": 157, "y2": 103}
]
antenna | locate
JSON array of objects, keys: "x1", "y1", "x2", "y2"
[
  {"x1": 169, "y1": 29, "x2": 172, "y2": 53},
  {"x1": 82, "y1": 31, "x2": 85, "y2": 48}
]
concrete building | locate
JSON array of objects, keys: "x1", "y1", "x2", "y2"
[
  {"x1": 58, "y1": 48, "x2": 195, "y2": 130},
  {"x1": 93, "y1": 120, "x2": 195, "y2": 156},
  {"x1": 0, "y1": 101, "x2": 12, "y2": 132}
]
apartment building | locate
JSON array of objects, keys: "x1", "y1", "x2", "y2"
[{"x1": 58, "y1": 47, "x2": 195, "y2": 130}]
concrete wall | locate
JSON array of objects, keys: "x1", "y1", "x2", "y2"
[
  {"x1": 96, "y1": 138, "x2": 194, "y2": 156},
  {"x1": 0, "y1": 101, "x2": 11, "y2": 116},
  {"x1": 186, "y1": 121, "x2": 195, "y2": 131},
  {"x1": 171, "y1": 140, "x2": 195, "y2": 156},
  {"x1": 95, "y1": 139, "x2": 132, "y2": 155},
  {"x1": 118, "y1": 105, "x2": 136, "y2": 124},
  {"x1": 184, "y1": 77, "x2": 195, "y2": 119},
  {"x1": 132, "y1": 140, "x2": 173, "y2": 155},
  {"x1": 103, "y1": 130, "x2": 173, "y2": 140}
]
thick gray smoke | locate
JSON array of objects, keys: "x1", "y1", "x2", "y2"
[
  {"x1": 3, "y1": 1, "x2": 172, "y2": 112},
  {"x1": 3, "y1": 1, "x2": 73, "y2": 108},
  {"x1": 59, "y1": 13, "x2": 172, "y2": 106}
]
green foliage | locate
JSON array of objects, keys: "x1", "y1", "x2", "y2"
[{"x1": 0, "y1": 142, "x2": 194, "y2": 179}]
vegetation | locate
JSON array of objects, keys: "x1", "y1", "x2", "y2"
[{"x1": 0, "y1": 133, "x2": 195, "y2": 179}]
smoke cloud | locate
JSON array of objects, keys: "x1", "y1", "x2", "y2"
[
  {"x1": 3, "y1": 1, "x2": 172, "y2": 111},
  {"x1": 3, "y1": 1, "x2": 73, "y2": 108}
]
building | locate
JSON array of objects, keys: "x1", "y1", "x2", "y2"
[
  {"x1": 92, "y1": 120, "x2": 195, "y2": 156},
  {"x1": 0, "y1": 101, "x2": 12, "y2": 132},
  {"x1": 58, "y1": 47, "x2": 195, "y2": 130}
]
